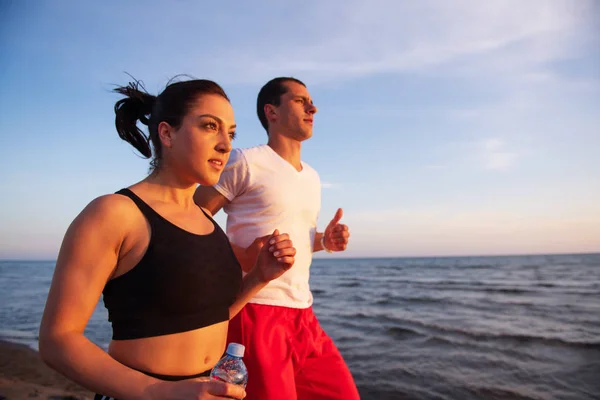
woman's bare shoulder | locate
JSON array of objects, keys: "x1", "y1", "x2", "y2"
[{"x1": 73, "y1": 192, "x2": 141, "y2": 231}]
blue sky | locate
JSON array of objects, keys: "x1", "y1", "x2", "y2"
[{"x1": 1, "y1": 0, "x2": 599, "y2": 259}]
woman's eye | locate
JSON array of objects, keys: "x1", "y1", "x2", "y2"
[
  {"x1": 204, "y1": 122, "x2": 218, "y2": 131},
  {"x1": 229, "y1": 131, "x2": 237, "y2": 140}
]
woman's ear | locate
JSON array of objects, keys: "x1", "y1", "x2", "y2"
[{"x1": 157, "y1": 121, "x2": 174, "y2": 149}]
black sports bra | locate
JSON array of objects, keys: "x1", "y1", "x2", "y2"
[{"x1": 102, "y1": 188, "x2": 242, "y2": 340}]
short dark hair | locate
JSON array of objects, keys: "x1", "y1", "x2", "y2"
[
  {"x1": 114, "y1": 77, "x2": 229, "y2": 171},
  {"x1": 256, "y1": 77, "x2": 305, "y2": 132}
]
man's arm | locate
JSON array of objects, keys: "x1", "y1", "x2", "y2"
[
  {"x1": 194, "y1": 186, "x2": 229, "y2": 216},
  {"x1": 313, "y1": 232, "x2": 326, "y2": 252}
]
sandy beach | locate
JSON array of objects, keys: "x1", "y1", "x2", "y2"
[{"x1": 0, "y1": 340, "x2": 92, "y2": 400}]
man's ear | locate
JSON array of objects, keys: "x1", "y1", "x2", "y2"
[
  {"x1": 158, "y1": 121, "x2": 174, "y2": 149},
  {"x1": 264, "y1": 104, "x2": 278, "y2": 124}
]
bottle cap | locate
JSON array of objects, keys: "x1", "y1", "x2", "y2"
[{"x1": 226, "y1": 342, "x2": 245, "y2": 358}]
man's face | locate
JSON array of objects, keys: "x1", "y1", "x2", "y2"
[{"x1": 270, "y1": 81, "x2": 317, "y2": 141}]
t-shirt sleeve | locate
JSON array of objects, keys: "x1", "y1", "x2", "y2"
[{"x1": 214, "y1": 148, "x2": 250, "y2": 201}]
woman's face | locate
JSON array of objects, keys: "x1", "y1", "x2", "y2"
[{"x1": 162, "y1": 94, "x2": 236, "y2": 186}]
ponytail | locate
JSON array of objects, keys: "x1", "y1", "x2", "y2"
[{"x1": 113, "y1": 81, "x2": 156, "y2": 159}]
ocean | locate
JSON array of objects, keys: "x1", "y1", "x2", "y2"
[{"x1": 1, "y1": 254, "x2": 599, "y2": 400}]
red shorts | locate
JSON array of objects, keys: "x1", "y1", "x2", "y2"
[{"x1": 227, "y1": 303, "x2": 360, "y2": 400}]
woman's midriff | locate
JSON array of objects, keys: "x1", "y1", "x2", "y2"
[{"x1": 107, "y1": 321, "x2": 228, "y2": 376}]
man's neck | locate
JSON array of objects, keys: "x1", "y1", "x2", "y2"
[{"x1": 267, "y1": 135, "x2": 303, "y2": 172}]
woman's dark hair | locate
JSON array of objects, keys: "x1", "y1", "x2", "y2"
[
  {"x1": 114, "y1": 77, "x2": 229, "y2": 171},
  {"x1": 256, "y1": 77, "x2": 305, "y2": 132}
]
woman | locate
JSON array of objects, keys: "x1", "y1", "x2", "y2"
[{"x1": 39, "y1": 78, "x2": 296, "y2": 400}]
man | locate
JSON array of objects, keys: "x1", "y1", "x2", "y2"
[{"x1": 195, "y1": 77, "x2": 360, "y2": 400}]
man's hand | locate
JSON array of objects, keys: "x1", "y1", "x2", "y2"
[{"x1": 323, "y1": 208, "x2": 350, "y2": 252}]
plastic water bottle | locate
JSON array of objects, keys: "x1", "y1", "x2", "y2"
[{"x1": 210, "y1": 343, "x2": 248, "y2": 388}]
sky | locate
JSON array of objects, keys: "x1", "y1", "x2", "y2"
[{"x1": 0, "y1": 0, "x2": 599, "y2": 259}]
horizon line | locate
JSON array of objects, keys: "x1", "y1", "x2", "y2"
[{"x1": 2, "y1": 250, "x2": 599, "y2": 264}]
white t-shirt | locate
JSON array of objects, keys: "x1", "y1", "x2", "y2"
[{"x1": 214, "y1": 144, "x2": 321, "y2": 308}]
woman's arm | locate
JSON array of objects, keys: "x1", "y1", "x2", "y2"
[
  {"x1": 39, "y1": 195, "x2": 159, "y2": 399},
  {"x1": 229, "y1": 230, "x2": 296, "y2": 319}
]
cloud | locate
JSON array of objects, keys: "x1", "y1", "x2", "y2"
[
  {"x1": 321, "y1": 182, "x2": 339, "y2": 189},
  {"x1": 422, "y1": 138, "x2": 520, "y2": 173},
  {"x1": 480, "y1": 138, "x2": 519, "y2": 171},
  {"x1": 425, "y1": 164, "x2": 448, "y2": 171},
  {"x1": 203, "y1": 0, "x2": 596, "y2": 84},
  {"x1": 17, "y1": 1, "x2": 596, "y2": 88}
]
